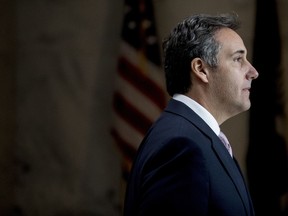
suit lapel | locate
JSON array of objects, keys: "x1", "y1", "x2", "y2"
[
  {"x1": 212, "y1": 138, "x2": 251, "y2": 215},
  {"x1": 234, "y1": 157, "x2": 255, "y2": 215}
]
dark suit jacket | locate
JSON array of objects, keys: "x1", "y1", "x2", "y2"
[{"x1": 123, "y1": 99, "x2": 255, "y2": 216}]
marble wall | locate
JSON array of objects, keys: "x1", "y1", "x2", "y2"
[{"x1": 14, "y1": 0, "x2": 123, "y2": 215}]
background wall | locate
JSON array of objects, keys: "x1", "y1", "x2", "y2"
[
  {"x1": 0, "y1": 1, "x2": 16, "y2": 215},
  {"x1": 0, "y1": 0, "x2": 287, "y2": 215}
]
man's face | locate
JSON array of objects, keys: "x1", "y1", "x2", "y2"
[{"x1": 210, "y1": 28, "x2": 259, "y2": 117}]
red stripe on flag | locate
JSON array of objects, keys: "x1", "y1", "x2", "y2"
[
  {"x1": 113, "y1": 91, "x2": 153, "y2": 135},
  {"x1": 111, "y1": 128, "x2": 136, "y2": 180},
  {"x1": 111, "y1": 128, "x2": 137, "y2": 161},
  {"x1": 118, "y1": 56, "x2": 166, "y2": 110}
]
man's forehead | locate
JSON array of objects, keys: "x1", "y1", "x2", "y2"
[{"x1": 215, "y1": 28, "x2": 247, "y2": 54}]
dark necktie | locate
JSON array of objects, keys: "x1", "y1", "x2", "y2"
[{"x1": 218, "y1": 131, "x2": 233, "y2": 157}]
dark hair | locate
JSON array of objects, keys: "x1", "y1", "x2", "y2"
[{"x1": 162, "y1": 13, "x2": 240, "y2": 96}]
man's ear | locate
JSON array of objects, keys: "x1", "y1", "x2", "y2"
[{"x1": 191, "y1": 58, "x2": 209, "y2": 83}]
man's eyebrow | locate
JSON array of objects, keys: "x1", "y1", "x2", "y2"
[{"x1": 233, "y1": 49, "x2": 246, "y2": 55}]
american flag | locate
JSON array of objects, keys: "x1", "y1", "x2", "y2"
[{"x1": 111, "y1": 0, "x2": 167, "y2": 181}]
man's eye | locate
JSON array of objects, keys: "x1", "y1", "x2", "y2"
[{"x1": 234, "y1": 57, "x2": 242, "y2": 62}]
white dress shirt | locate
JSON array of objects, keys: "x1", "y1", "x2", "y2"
[{"x1": 173, "y1": 94, "x2": 220, "y2": 136}]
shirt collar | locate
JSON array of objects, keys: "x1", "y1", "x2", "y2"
[{"x1": 173, "y1": 94, "x2": 220, "y2": 136}]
